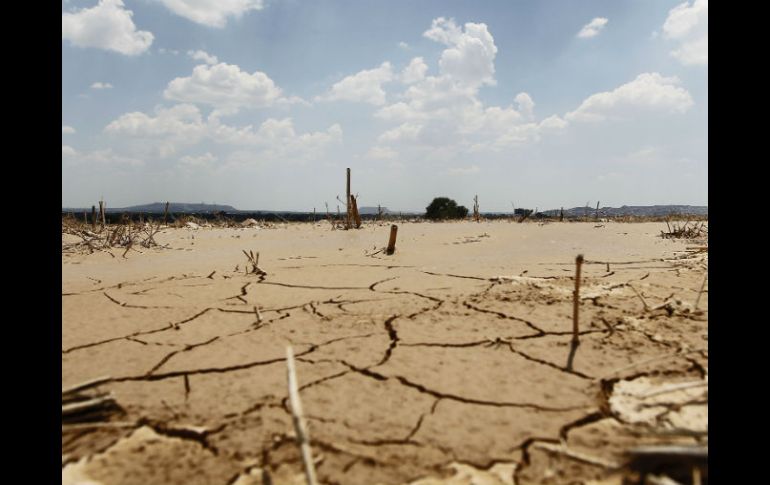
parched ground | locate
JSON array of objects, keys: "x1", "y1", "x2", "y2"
[{"x1": 61, "y1": 221, "x2": 708, "y2": 485}]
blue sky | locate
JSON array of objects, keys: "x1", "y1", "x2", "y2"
[{"x1": 62, "y1": 0, "x2": 708, "y2": 211}]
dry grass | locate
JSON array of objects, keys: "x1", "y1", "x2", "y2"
[{"x1": 62, "y1": 215, "x2": 166, "y2": 257}]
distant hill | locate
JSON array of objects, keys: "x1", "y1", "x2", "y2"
[
  {"x1": 540, "y1": 205, "x2": 707, "y2": 217},
  {"x1": 358, "y1": 206, "x2": 390, "y2": 215},
  {"x1": 97, "y1": 202, "x2": 238, "y2": 213}
]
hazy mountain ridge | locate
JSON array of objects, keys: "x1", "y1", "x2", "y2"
[{"x1": 62, "y1": 202, "x2": 706, "y2": 217}]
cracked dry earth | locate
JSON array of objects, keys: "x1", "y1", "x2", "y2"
[{"x1": 62, "y1": 221, "x2": 707, "y2": 485}]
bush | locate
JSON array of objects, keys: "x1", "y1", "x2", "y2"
[{"x1": 425, "y1": 197, "x2": 469, "y2": 220}]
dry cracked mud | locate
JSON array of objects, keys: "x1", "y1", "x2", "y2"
[{"x1": 62, "y1": 221, "x2": 707, "y2": 485}]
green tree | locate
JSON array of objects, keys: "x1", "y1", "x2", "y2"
[{"x1": 425, "y1": 197, "x2": 469, "y2": 220}]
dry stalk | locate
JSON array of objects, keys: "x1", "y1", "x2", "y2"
[
  {"x1": 242, "y1": 250, "x2": 266, "y2": 275},
  {"x1": 286, "y1": 346, "x2": 319, "y2": 485},
  {"x1": 572, "y1": 254, "x2": 583, "y2": 343}
]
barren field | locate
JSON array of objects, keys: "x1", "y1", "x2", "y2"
[{"x1": 62, "y1": 221, "x2": 708, "y2": 485}]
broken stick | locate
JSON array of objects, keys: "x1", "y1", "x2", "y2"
[
  {"x1": 386, "y1": 225, "x2": 398, "y2": 255},
  {"x1": 346, "y1": 168, "x2": 351, "y2": 229},
  {"x1": 286, "y1": 346, "x2": 319, "y2": 485},
  {"x1": 351, "y1": 195, "x2": 362, "y2": 229},
  {"x1": 572, "y1": 254, "x2": 583, "y2": 343}
]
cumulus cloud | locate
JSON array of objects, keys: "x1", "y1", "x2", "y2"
[
  {"x1": 662, "y1": 0, "x2": 708, "y2": 66},
  {"x1": 577, "y1": 17, "x2": 609, "y2": 38},
  {"x1": 105, "y1": 104, "x2": 342, "y2": 161},
  {"x1": 61, "y1": 144, "x2": 144, "y2": 166},
  {"x1": 62, "y1": 0, "x2": 154, "y2": 56},
  {"x1": 91, "y1": 82, "x2": 113, "y2": 89},
  {"x1": 106, "y1": 104, "x2": 205, "y2": 137},
  {"x1": 515, "y1": 93, "x2": 535, "y2": 120},
  {"x1": 370, "y1": 19, "x2": 566, "y2": 156},
  {"x1": 163, "y1": 63, "x2": 288, "y2": 114},
  {"x1": 401, "y1": 57, "x2": 428, "y2": 84},
  {"x1": 187, "y1": 50, "x2": 219, "y2": 65},
  {"x1": 318, "y1": 62, "x2": 394, "y2": 105},
  {"x1": 62, "y1": 125, "x2": 76, "y2": 135},
  {"x1": 423, "y1": 17, "x2": 497, "y2": 88},
  {"x1": 158, "y1": 0, "x2": 264, "y2": 28},
  {"x1": 398, "y1": 41, "x2": 410, "y2": 50},
  {"x1": 565, "y1": 73, "x2": 694, "y2": 122}
]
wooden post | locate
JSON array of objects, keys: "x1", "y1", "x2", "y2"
[
  {"x1": 386, "y1": 225, "x2": 398, "y2": 255},
  {"x1": 313, "y1": 207, "x2": 316, "y2": 222},
  {"x1": 572, "y1": 254, "x2": 584, "y2": 343},
  {"x1": 99, "y1": 200, "x2": 105, "y2": 230},
  {"x1": 595, "y1": 201, "x2": 600, "y2": 220},
  {"x1": 91, "y1": 205, "x2": 97, "y2": 229},
  {"x1": 351, "y1": 195, "x2": 362, "y2": 229},
  {"x1": 346, "y1": 168, "x2": 351, "y2": 229},
  {"x1": 164, "y1": 201, "x2": 170, "y2": 224},
  {"x1": 560, "y1": 207, "x2": 564, "y2": 222},
  {"x1": 473, "y1": 195, "x2": 479, "y2": 222}
]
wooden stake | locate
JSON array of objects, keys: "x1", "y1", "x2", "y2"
[
  {"x1": 346, "y1": 168, "x2": 351, "y2": 229},
  {"x1": 164, "y1": 201, "x2": 170, "y2": 224},
  {"x1": 386, "y1": 225, "x2": 398, "y2": 255},
  {"x1": 560, "y1": 207, "x2": 564, "y2": 222},
  {"x1": 286, "y1": 346, "x2": 319, "y2": 485},
  {"x1": 595, "y1": 201, "x2": 600, "y2": 220},
  {"x1": 572, "y1": 254, "x2": 584, "y2": 343},
  {"x1": 99, "y1": 200, "x2": 106, "y2": 230},
  {"x1": 351, "y1": 195, "x2": 362, "y2": 229},
  {"x1": 91, "y1": 205, "x2": 97, "y2": 229}
]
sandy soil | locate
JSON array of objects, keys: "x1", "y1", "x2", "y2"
[{"x1": 62, "y1": 220, "x2": 708, "y2": 485}]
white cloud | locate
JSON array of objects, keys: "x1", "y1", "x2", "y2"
[
  {"x1": 565, "y1": 73, "x2": 694, "y2": 122},
  {"x1": 515, "y1": 92, "x2": 535, "y2": 120},
  {"x1": 106, "y1": 104, "x2": 342, "y2": 161},
  {"x1": 401, "y1": 57, "x2": 428, "y2": 84},
  {"x1": 163, "y1": 63, "x2": 289, "y2": 114},
  {"x1": 91, "y1": 82, "x2": 113, "y2": 89},
  {"x1": 62, "y1": 125, "x2": 76, "y2": 135},
  {"x1": 105, "y1": 104, "x2": 206, "y2": 139},
  {"x1": 62, "y1": 0, "x2": 154, "y2": 56},
  {"x1": 318, "y1": 62, "x2": 394, "y2": 105},
  {"x1": 158, "y1": 0, "x2": 264, "y2": 28},
  {"x1": 448, "y1": 165, "x2": 480, "y2": 175},
  {"x1": 371, "y1": 19, "x2": 565, "y2": 156},
  {"x1": 539, "y1": 115, "x2": 568, "y2": 130},
  {"x1": 179, "y1": 152, "x2": 218, "y2": 167},
  {"x1": 398, "y1": 41, "x2": 409, "y2": 50},
  {"x1": 61, "y1": 145, "x2": 144, "y2": 166},
  {"x1": 662, "y1": 0, "x2": 707, "y2": 66},
  {"x1": 577, "y1": 17, "x2": 609, "y2": 39},
  {"x1": 158, "y1": 47, "x2": 180, "y2": 55},
  {"x1": 423, "y1": 17, "x2": 498, "y2": 88},
  {"x1": 188, "y1": 50, "x2": 219, "y2": 65},
  {"x1": 670, "y1": 35, "x2": 707, "y2": 66}
]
